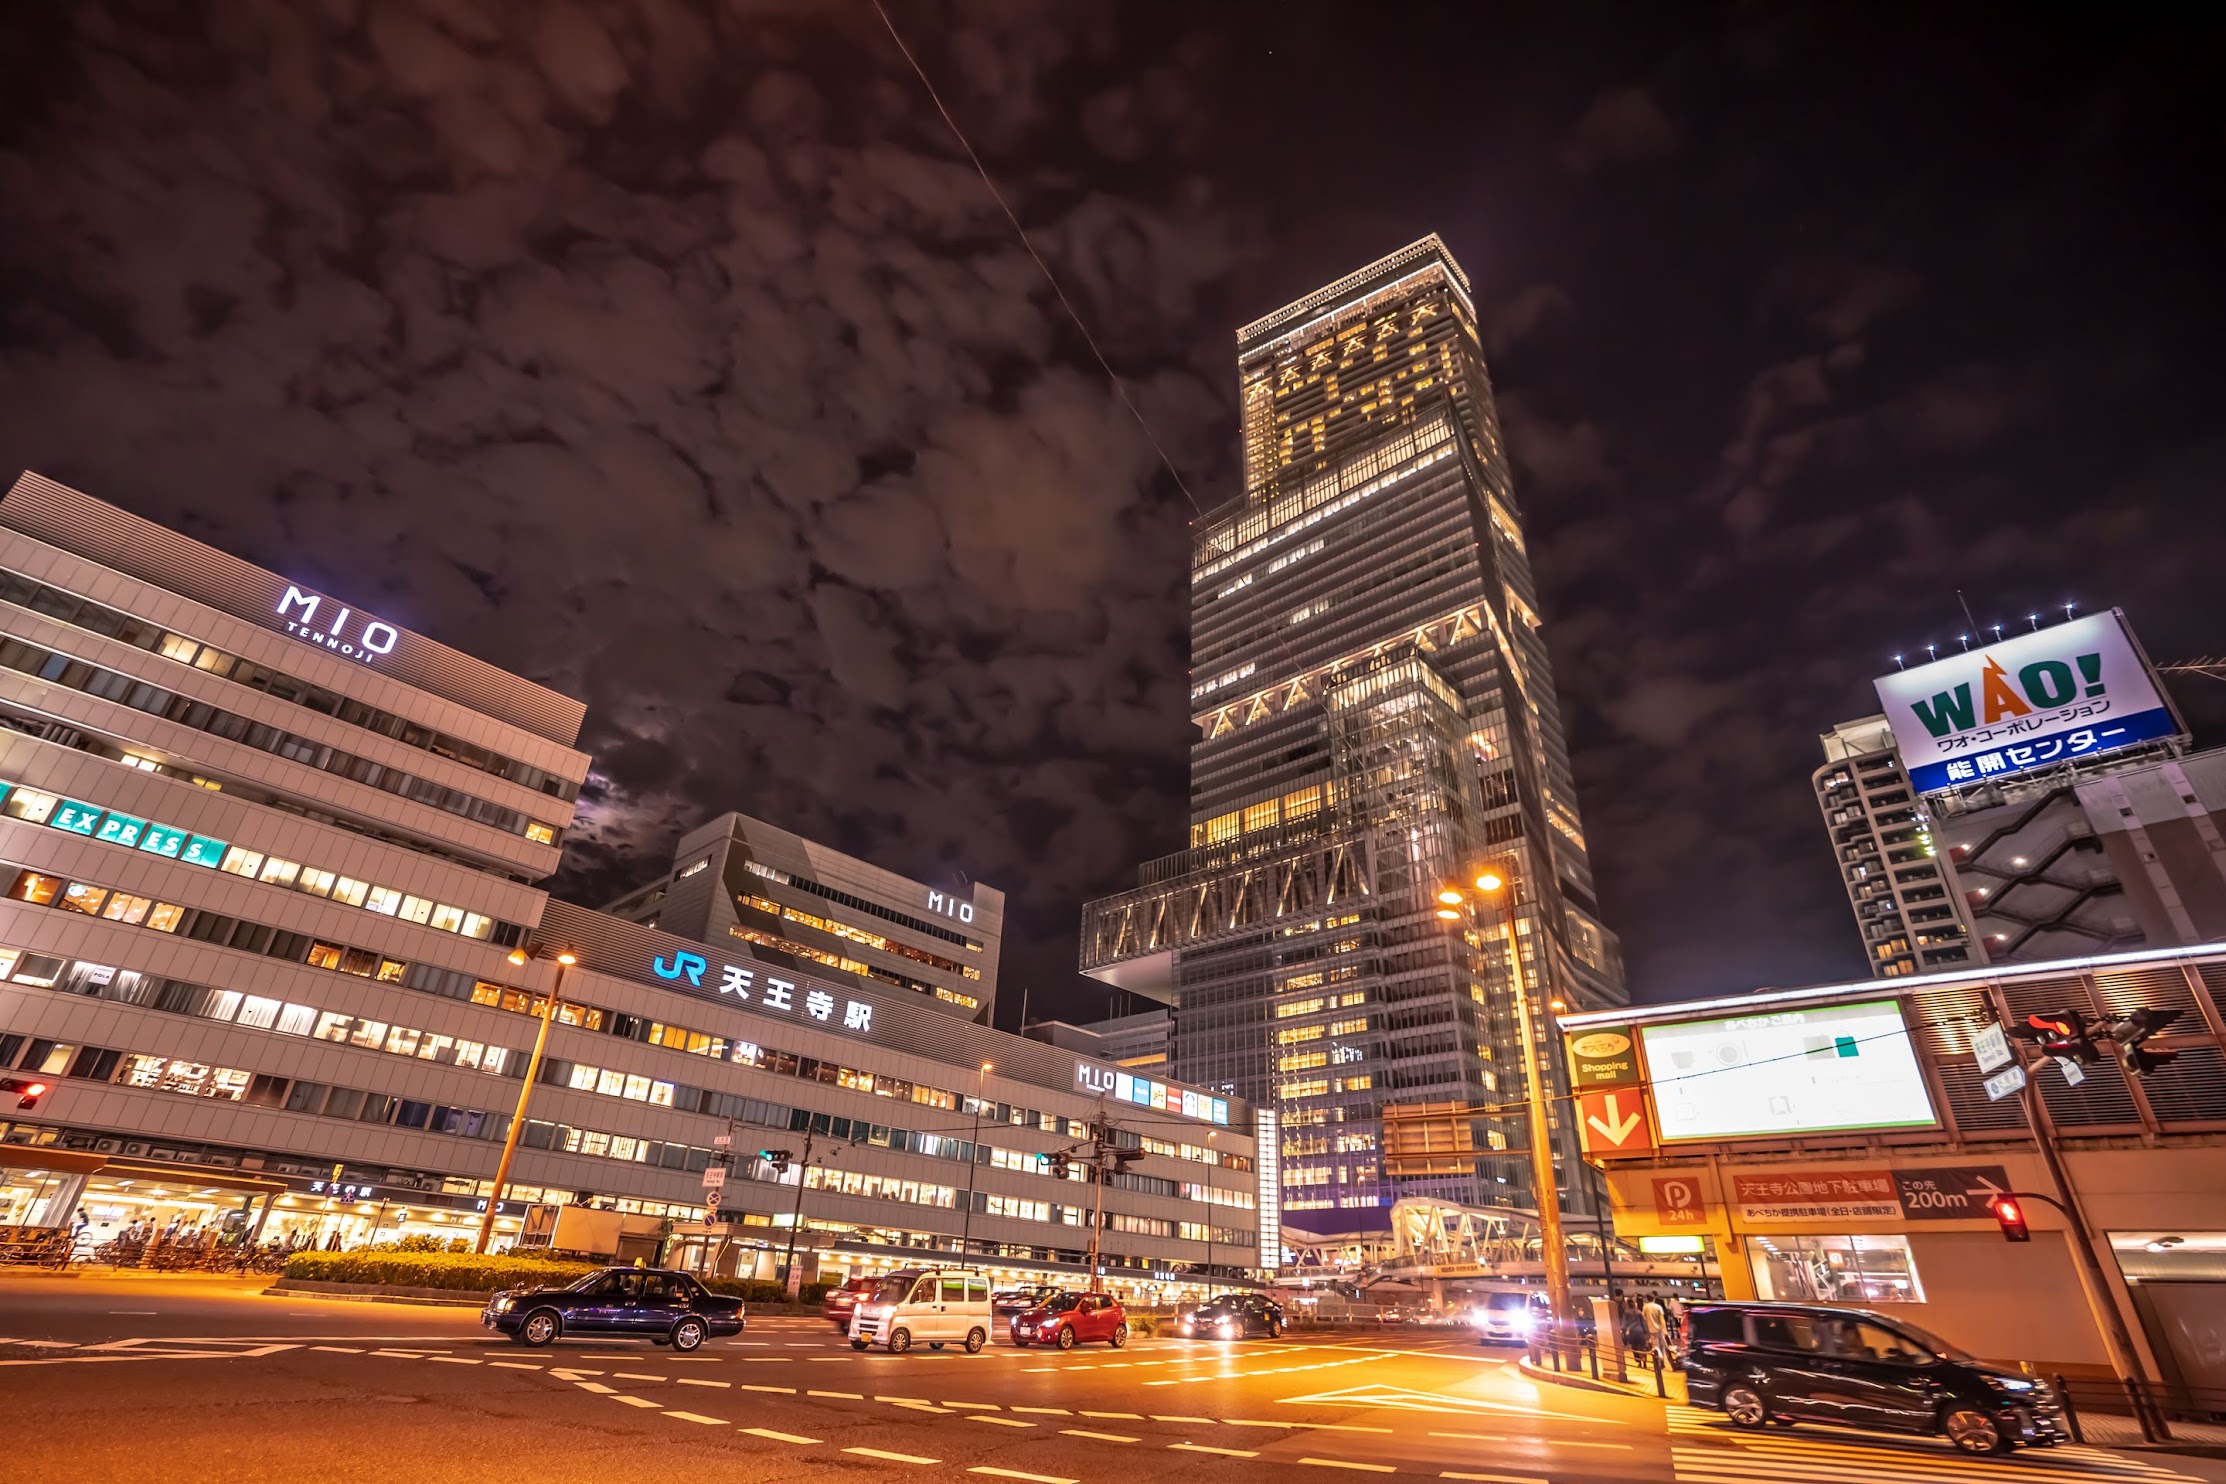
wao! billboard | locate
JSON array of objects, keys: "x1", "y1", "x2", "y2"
[{"x1": 1874, "y1": 609, "x2": 2183, "y2": 795}]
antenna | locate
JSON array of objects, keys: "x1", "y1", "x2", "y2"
[
  {"x1": 1990, "y1": 624, "x2": 2004, "y2": 642},
  {"x1": 1892, "y1": 654, "x2": 1905, "y2": 670},
  {"x1": 2028, "y1": 613, "x2": 2040, "y2": 632},
  {"x1": 1925, "y1": 644, "x2": 1938, "y2": 661},
  {"x1": 2063, "y1": 602, "x2": 2077, "y2": 623},
  {"x1": 1957, "y1": 634, "x2": 1971, "y2": 651}
]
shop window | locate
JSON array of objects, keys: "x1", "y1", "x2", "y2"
[
  {"x1": 101, "y1": 893, "x2": 153, "y2": 925},
  {"x1": 312, "y1": 1012, "x2": 351, "y2": 1042},
  {"x1": 146, "y1": 902, "x2": 186, "y2": 933},
  {"x1": 10, "y1": 954, "x2": 65, "y2": 987},
  {"x1": 58, "y1": 882, "x2": 107, "y2": 915},
  {"x1": 1750, "y1": 1233, "x2": 1926, "y2": 1304},
  {"x1": 8, "y1": 870, "x2": 62, "y2": 905},
  {"x1": 306, "y1": 943, "x2": 344, "y2": 971}
]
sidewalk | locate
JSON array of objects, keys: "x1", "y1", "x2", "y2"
[{"x1": 1518, "y1": 1350, "x2": 1687, "y2": 1403}]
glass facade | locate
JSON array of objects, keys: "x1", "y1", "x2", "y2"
[{"x1": 1085, "y1": 236, "x2": 1629, "y2": 1222}]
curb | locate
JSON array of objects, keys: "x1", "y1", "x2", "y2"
[
  {"x1": 1518, "y1": 1355, "x2": 1682, "y2": 1401},
  {"x1": 265, "y1": 1281, "x2": 485, "y2": 1308}
]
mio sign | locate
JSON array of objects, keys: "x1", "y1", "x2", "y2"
[
  {"x1": 275, "y1": 584, "x2": 400, "y2": 664},
  {"x1": 926, "y1": 889, "x2": 975, "y2": 925}
]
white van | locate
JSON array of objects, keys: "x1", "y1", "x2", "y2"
[{"x1": 848, "y1": 1268, "x2": 994, "y2": 1353}]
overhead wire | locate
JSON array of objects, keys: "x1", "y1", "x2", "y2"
[{"x1": 866, "y1": 0, "x2": 1206, "y2": 515}]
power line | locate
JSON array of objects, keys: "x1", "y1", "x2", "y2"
[{"x1": 866, "y1": 0, "x2": 1205, "y2": 515}]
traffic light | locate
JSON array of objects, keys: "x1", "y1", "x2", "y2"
[
  {"x1": 759, "y1": 1148, "x2": 792, "y2": 1174},
  {"x1": 0, "y1": 1077, "x2": 45, "y2": 1110},
  {"x1": 2104, "y1": 1007, "x2": 2183, "y2": 1078},
  {"x1": 1991, "y1": 1195, "x2": 2031, "y2": 1243},
  {"x1": 1047, "y1": 1151, "x2": 1071, "y2": 1180},
  {"x1": 2008, "y1": 1010, "x2": 2102, "y2": 1064}
]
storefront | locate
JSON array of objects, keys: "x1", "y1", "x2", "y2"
[{"x1": 1559, "y1": 947, "x2": 2226, "y2": 1383}]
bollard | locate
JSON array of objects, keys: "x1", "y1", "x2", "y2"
[
  {"x1": 1587, "y1": 1337, "x2": 1599, "y2": 1381},
  {"x1": 2052, "y1": 1375, "x2": 2083, "y2": 1445},
  {"x1": 1653, "y1": 1349, "x2": 1668, "y2": 1399}
]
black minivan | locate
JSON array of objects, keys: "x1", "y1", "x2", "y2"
[{"x1": 1682, "y1": 1301, "x2": 2067, "y2": 1455}]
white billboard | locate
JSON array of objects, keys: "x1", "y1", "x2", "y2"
[
  {"x1": 1641, "y1": 1000, "x2": 1938, "y2": 1143},
  {"x1": 1873, "y1": 610, "x2": 2181, "y2": 795}
]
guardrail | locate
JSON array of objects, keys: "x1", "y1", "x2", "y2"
[{"x1": 2051, "y1": 1373, "x2": 2226, "y2": 1444}]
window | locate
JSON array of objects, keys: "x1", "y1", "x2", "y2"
[
  {"x1": 365, "y1": 886, "x2": 403, "y2": 916},
  {"x1": 298, "y1": 868, "x2": 336, "y2": 897},
  {"x1": 258, "y1": 856, "x2": 302, "y2": 888},
  {"x1": 2, "y1": 787, "x2": 58, "y2": 824},
  {"x1": 219, "y1": 846, "x2": 264, "y2": 878},
  {"x1": 10, "y1": 955, "x2": 66, "y2": 987},
  {"x1": 526, "y1": 821, "x2": 557, "y2": 845},
  {"x1": 8, "y1": 871, "x2": 62, "y2": 905},
  {"x1": 329, "y1": 876, "x2": 370, "y2": 908},
  {"x1": 145, "y1": 902, "x2": 185, "y2": 933},
  {"x1": 1750, "y1": 1233, "x2": 1925, "y2": 1304},
  {"x1": 59, "y1": 882, "x2": 107, "y2": 915},
  {"x1": 100, "y1": 893, "x2": 152, "y2": 925}
]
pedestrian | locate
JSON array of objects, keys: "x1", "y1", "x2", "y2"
[{"x1": 1642, "y1": 1291, "x2": 1668, "y2": 1368}]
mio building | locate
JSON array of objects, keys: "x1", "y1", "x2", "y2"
[
  {"x1": 1080, "y1": 237, "x2": 1628, "y2": 1225},
  {"x1": 603, "y1": 812, "x2": 1002, "y2": 1025},
  {"x1": 0, "y1": 473, "x2": 1261, "y2": 1299}
]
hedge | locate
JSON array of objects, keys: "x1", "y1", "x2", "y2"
[
  {"x1": 281, "y1": 1250, "x2": 596, "y2": 1292},
  {"x1": 280, "y1": 1251, "x2": 835, "y2": 1305}
]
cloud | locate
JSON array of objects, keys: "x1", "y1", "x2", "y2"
[
  {"x1": 0, "y1": 0, "x2": 1239, "y2": 1020},
  {"x1": 1560, "y1": 86, "x2": 1680, "y2": 173}
]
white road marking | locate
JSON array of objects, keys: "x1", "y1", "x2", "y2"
[
  {"x1": 1298, "y1": 1460, "x2": 1395, "y2": 1473},
  {"x1": 1062, "y1": 1429, "x2": 1140, "y2": 1443},
  {"x1": 1442, "y1": 1474, "x2": 1549, "y2": 1484},
  {"x1": 846, "y1": 1448, "x2": 941, "y2": 1464},
  {"x1": 667, "y1": 1412, "x2": 728, "y2": 1426},
  {"x1": 614, "y1": 1372, "x2": 666, "y2": 1382},
  {"x1": 613, "y1": 1395, "x2": 662, "y2": 1409},
  {"x1": 676, "y1": 1377, "x2": 728, "y2": 1387},
  {"x1": 489, "y1": 1362, "x2": 540, "y2": 1370},
  {"x1": 1081, "y1": 1411, "x2": 1144, "y2": 1419},
  {"x1": 575, "y1": 1381, "x2": 616, "y2": 1393},
  {"x1": 967, "y1": 1469, "x2": 1077, "y2": 1484},
  {"x1": 969, "y1": 1415, "x2": 1035, "y2": 1427},
  {"x1": 1171, "y1": 1443, "x2": 1258, "y2": 1457},
  {"x1": 740, "y1": 1384, "x2": 796, "y2": 1394},
  {"x1": 808, "y1": 1389, "x2": 864, "y2": 1400},
  {"x1": 312, "y1": 1346, "x2": 364, "y2": 1354},
  {"x1": 1011, "y1": 1406, "x2": 1070, "y2": 1415},
  {"x1": 741, "y1": 1427, "x2": 820, "y2": 1444}
]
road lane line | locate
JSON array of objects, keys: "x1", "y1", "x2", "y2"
[
  {"x1": 676, "y1": 1377, "x2": 728, "y2": 1387},
  {"x1": 969, "y1": 1415, "x2": 1035, "y2": 1427},
  {"x1": 614, "y1": 1396, "x2": 662, "y2": 1409},
  {"x1": 667, "y1": 1412, "x2": 728, "y2": 1426},
  {"x1": 1224, "y1": 1420, "x2": 1297, "y2": 1428},
  {"x1": 429, "y1": 1357, "x2": 482, "y2": 1366},
  {"x1": 615, "y1": 1372, "x2": 666, "y2": 1381},
  {"x1": 311, "y1": 1346, "x2": 364, "y2": 1354},
  {"x1": 741, "y1": 1427, "x2": 820, "y2": 1444},
  {"x1": 1441, "y1": 1474, "x2": 1548, "y2": 1484},
  {"x1": 1062, "y1": 1429, "x2": 1139, "y2": 1443},
  {"x1": 808, "y1": 1389, "x2": 865, "y2": 1400},
  {"x1": 740, "y1": 1384, "x2": 796, "y2": 1393},
  {"x1": 1011, "y1": 1406, "x2": 1070, "y2": 1415},
  {"x1": 575, "y1": 1381, "x2": 617, "y2": 1393},
  {"x1": 108, "y1": 1311, "x2": 157, "y2": 1315},
  {"x1": 967, "y1": 1469, "x2": 1076, "y2": 1484},
  {"x1": 1295, "y1": 1425, "x2": 1394, "y2": 1434},
  {"x1": 1298, "y1": 1461, "x2": 1394, "y2": 1473},
  {"x1": 489, "y1": 1362, "x2": 541, "y2": 1370},
  {"x1": 1151, "y1": 1415, "x2": 1216, "y2": 1424},
  {"x1": 1171, "y1": 1443, "x2": 1257, "y2": 1457},
  {"x1": 846, "y1": 1448, "x2": 940, "y2": 1464},
  {"x1": 1081, "y1": 1411, "x2": 1144, "y2": 1419},
  {"x1": 1429, "y1": 1432, "x2": 1510, "y2": 1443},
  {"x1": 941, "y1": 1400, "x2": 998, "y2": 1410}
]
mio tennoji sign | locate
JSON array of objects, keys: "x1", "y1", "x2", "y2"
[{"x1": 1873, "y1": 610, "x2": 2181, "y2": 795}]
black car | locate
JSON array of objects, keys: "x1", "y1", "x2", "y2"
[
  {"x1": 993, "y1": 1284, "x2": 1063, "y2": 1317},
  {"x1": 1682, "y1": 1302, "x2": 2067, "y2": 1455},
  {"x1": 1178, "y1": 1292, "x2": 1284, "y2": 1340},
  {"x1": 482, "y1": 1266, "x2": 745, "y2": 1352}
]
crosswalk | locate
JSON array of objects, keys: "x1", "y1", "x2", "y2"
[{"x1": 1665, "y1": 1404, "x2": 2206, "y2": 1483}]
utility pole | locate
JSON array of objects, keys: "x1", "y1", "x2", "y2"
[
  {"x1": 474, "y1": 945, "x2": 576, "y2": 1254},
  {"x1": 961, "y1": 1061, "x2": 991, "y2": 1260},
  {"x1": 776, "y1": 1130, "x2": 817, "y2": 1297}
]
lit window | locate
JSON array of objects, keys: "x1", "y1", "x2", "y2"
[
  {"x1": 145, "y1": 902, "x2": 186, "y2": 933},
  {"x1": 258, "y1": 857, "x2": 302, "y2": 888},
  {"x1": 430, "y1": 904, "x2": 466, "y2": 933},
  {"x1": 219, "y1": 846, "x2": 265, "y2": 879},
  {"x1": 365, "y1": 886, "x2": 403, "y2": 916},
  {"x1": 0, "y1": 788, "x2": 58, "y2": 824},
  {"x1": 525, "y1": 821, "x2": 558, "y2": 845},
  {"x1": 298, "y1": 868, "x2": 337, "y2": 897},
  {"x1": 329, "y1": 876, "x2": 370, "y2": 908},
  {"x1": 1750, "y1": 1234, "x2": 1925, "y2": 1304},
  {"x1": 396, "y1": 895, "x2": 435, "y2": 924},
  {"x1": 7, "y1": 871, "x2": 62, "y2": 905},
  {"x1": 59, "y1": 882, "x2": 108, "y2": 916}
]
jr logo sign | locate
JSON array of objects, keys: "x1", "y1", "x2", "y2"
[{"x1": 653, "y1": 950, "x2": 707, "y2": 987}]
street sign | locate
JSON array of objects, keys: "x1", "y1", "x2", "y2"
[
  {"x1": 1577, "y1": 1089, "x2": 1653, "y2": 1155},
  {"x1": 2057, "y1": 1057, "x2": 2086, "y2": 1086},
  {"x1": 1984, "y1": 1064, "x2": 2028, "y2": 1101},
  {"x1": 1892, "y1": 1165, "x2": 2013, "y2": 1220},
  {"x1": 1972, "y1": 1024, "x2": 2012, "y2": 1074},
  {"x1": 701, "y1": 1165, "x2": 727, "y2": 1191},
  {"x1": 713, "y1": 1134, "x2": 732, "y2": 1148},
  {"x1": 1566, "y1": 1027, "x2": 1642, "y2": 1089}
]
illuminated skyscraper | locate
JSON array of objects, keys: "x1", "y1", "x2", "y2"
[{"x1": 1082, "y1": 237, "x2": 1626, "y2": 1223}]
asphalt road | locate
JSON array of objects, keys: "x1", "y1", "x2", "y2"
[{"x1": 3, "y1": 1274, "x2": 2218, "y2": 1484}]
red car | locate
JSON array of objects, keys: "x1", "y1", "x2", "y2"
[
  {"x1": 1010, "y1": 1291, "x2": 1128, "y2": 1350},
  {"x1": 823, "y1": 1275, "x2": 880, "y2": 1331}
]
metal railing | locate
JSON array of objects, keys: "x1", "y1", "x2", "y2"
[{"x1": 2051, "y1": 1373, "x2": 2226, "y2": 1444}]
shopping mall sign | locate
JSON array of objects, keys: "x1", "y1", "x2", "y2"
[
  {"x1": 1566, "y1": 1027, "x2": 1640, "y2": 1089},
  {"x1": 1873, "y1": 610, "x2": 2183, "y2": 794},
  {"x1": 274, "y1": 584, "x2": 401, "y2": 665}
]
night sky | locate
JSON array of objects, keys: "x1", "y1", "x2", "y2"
[{"x1": 3, "y1": 3, "x2": 2224, "y2": 1023}]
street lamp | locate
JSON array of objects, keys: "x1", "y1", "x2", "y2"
[
  {"x1": 472, "y1": 944, "x2": 577, "y2": 1254},
  {"x1": 961, "y1": 1061, "x2": 991, "y2": 1260},
  {"x1": 1437, "y1": 862, "x2": 1574, "y2": 1361}
]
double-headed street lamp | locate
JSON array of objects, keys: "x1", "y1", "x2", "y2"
[
  {"x1": 472, "y1": 943, "x2": 577, "y2": 1254},
  {"x1": 1436, "y1": 862, "x2": 1575, "y2": 1360}
]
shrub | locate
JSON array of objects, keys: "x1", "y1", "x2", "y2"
[
  {"x1": 800, "y1": 1282, "x2": 832, "y2": 1306},
  {"x1": 281, "y1": 1250, "x2": 596, "y2": 1293},
  {"x1": 701, "y1": 1278, "x2": 792, "y2": 1305}
]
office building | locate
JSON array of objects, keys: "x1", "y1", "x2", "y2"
[
  {"x1": 0, "y1": 472, "x2": 1260, "y2": 1298},
  {"x1": 604, "y1": 812, "x2": 1002, "y2": 1024},
  {"x1": 1025, "y1": 1008, "x2": 1172, "y2": 1072},
  {"x1": 1080, "y1": 237, "x2": 1628, "y2": 1223},
  {"x1": 1813, "y1": 715, "x2": 1978, "y2": 976}
]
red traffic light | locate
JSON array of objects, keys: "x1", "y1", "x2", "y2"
[
  {"x1": 1993, "y1": 1195, "x2": 2031, "y2": 1243},
  {"x1": 15, "y1": 1082, "x2": 47, "y2": 1109}
]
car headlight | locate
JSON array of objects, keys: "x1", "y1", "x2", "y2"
[
  {"x1": 1218, "y1": 1319, "x2": 1235, "y2": 1334},
  {"x1": 1990, "y1": 1378, "x2": 2036, "y2": 1392},
  {"x1": 491, "y1": 1297, "x2": 515, "y2": 1313}
]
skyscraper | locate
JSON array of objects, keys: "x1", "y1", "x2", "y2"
[
  {"x1": 1081, "y1": 237, "x2": 1626, "y2": 1224},
  {"x1": 1812, "y1": 715, "x2": 1979, "y2": 976}
]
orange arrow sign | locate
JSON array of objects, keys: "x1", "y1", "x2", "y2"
[{"x1": 1578, "y1": 1090, "x2": 1654, "y2": 1154}]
